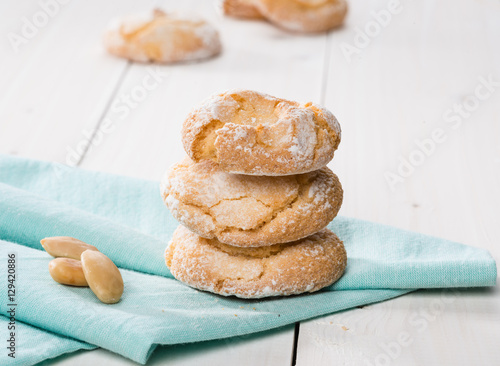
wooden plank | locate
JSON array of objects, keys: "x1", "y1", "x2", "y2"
[
  {"x1": 65, "y1": 0, "x2": 321, "y2": 365},
  {"x1": 0, "y1": 0, "x2": 157, "y2": 162},
  {"x1": 38, "y1": 325, "x2": 296, "y2": 366},
  {"x1": 296, "y1": 0, "x2": 500, "y2": 364},
  {"x1": 296, "y1": 287, "x2": 500, "y2": 366}
]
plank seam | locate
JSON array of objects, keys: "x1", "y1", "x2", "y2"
[
  {"x1": 75, "y1": 61, "x2": 131, "y2": 166},
  {"x1": 291, "y1": 322, "x2": 300, "y2": 366}
]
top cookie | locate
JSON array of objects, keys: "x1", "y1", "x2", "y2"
[
  {"x1": 182, "y1": 90, "x2": 341, "y2": 176},
  {"x1": 103, "y1": 9, "x2": 221, "y2": 63}
]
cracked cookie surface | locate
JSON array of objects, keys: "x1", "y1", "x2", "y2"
[
  {"x1": 103, "y1": 9, "x2": 221, "y2": 63},
  {"x1": 165, "y1": 225, "x2": 347, "y2": 298},
  {"x1": 161, "y1": 157, "x2": 343, "y2": 247},
  {"x1": 182, "y1": 90, "x2": 341, "y2": 176}
]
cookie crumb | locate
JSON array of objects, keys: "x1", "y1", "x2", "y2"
[{"x1": 342, "y1": 326, "x2": 348, "y2": 331}]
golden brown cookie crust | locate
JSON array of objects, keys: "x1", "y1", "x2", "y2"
[
  {"x1": 255, "y1": 0, "x2": 348, "y2": 33},
  {"x1": 182, "y1": 90, "x2": 341, "y2": 176},
  {"x1": 223, "y1": 0, "x2": 265, "y2": 19},
  {"x1": 165, "y1": 225, "x2": 347, "y2": 298},
  {"x1": 103, "y1": 9, "x2": 221, "y2": 63},
  {"x1": 223, "y1": 0, "x2": 347, "y2": 33},
  {"x1": 161, "y1": 157, "x2": 343, "y2": 247}
]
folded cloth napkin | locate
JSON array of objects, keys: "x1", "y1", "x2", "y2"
[
  {"x1": 0, "y1": 154, "x2": 496, "y2": 365},
  {"x1": 0, "y1": 316, "x2": 95, "y2": 366}
]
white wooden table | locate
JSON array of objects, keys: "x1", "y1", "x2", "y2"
[{"x1": 1, "y1": 0, "x2": 499, "y2": 365}]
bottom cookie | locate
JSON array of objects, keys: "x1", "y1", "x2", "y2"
[{"x1": 165, "y1": 225, "x2": 347, "y2": 298}]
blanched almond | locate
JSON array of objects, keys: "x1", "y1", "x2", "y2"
[
  {"x1": 81, "y1": 250, "x2": 123, "y2": 304},
  {"x1": 49, "y1": 258, "x2": 88, "y2": 287},
  {"x1": 41, "y1": 236, "x2": 98, "y2": 260}
]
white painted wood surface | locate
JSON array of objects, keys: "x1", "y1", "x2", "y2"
[
  {"x1": 297, "y1": 0, "x2": 500, "y2": 365},
  {"x1": 1, "y1": 0, "x2": 499, "y2": 365}
]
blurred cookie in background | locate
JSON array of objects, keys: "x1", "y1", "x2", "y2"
[
  {"x1": 104, "y1": 9, "x2": 221, "y2": 63},
  {"x1": 222, "y1": 0, "x2": 348, "y2": 33}
]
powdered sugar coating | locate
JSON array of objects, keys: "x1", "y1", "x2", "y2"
[
  {"x1": 165, "y1": 225, "x2": 347, "y2": 298},
  {"x1": 161, "y1": 157, "x2": 343, "y2": 246},
  {"x1": 182, "y1": 90, "x2": 341, "y2": 176},
  {"x1": 103, "y1": 9, "x2": 221, "y2": 63}
]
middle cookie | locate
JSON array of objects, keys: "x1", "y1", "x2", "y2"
[{"x1": 161, "y1": 157, "x2": 343, "y2": 247}]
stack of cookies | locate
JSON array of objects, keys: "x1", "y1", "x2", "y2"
[{"x1": 161, "y1": 90, "x2": 346, "y2": 298}]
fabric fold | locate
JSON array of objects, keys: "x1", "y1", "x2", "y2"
[
  {"x1": 0, "y1": 182, "x2": 171, "y2": 277},
  {"x1": 0, "y1": 241, "x2": 412, "y2": 364},
  {"x1": 0, "y1": 315, "x2": 95, "y2": 366},
  {"x1": 0, "y1": 154, "x2": 496, "y2": 365}
]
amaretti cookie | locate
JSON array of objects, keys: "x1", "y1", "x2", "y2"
[
  {"x1": 161, "y1": 157, "x2": 343, "y2": 247},
  {"x1": 223, "y1": 0, "x2": 348, "y2": 33},
  {"x1": 104, "y1": 9, "x2": 221, "y2": 63},
  {"x1": 165, "y1": 225, "x2": 347, "y2": 298},
  {"x1": 223, "y1": 0, "x2": 265, "y2": 19},
  {"x1": 182, "y1": 90, "x2": 341, "y2": 176}
]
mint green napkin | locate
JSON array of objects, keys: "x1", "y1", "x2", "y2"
[
  {"x1": 0, "y1": 316, "x2": 95, "y2": 366},
  {"x1": 0, "y1": 154, "x2": 496, "y2": 365}
]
